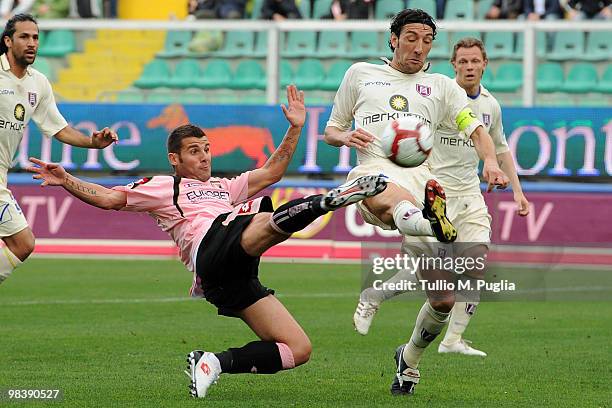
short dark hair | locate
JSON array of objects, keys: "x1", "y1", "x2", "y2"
[
  {"x1": 388, "y1": 8, "x2": 437, "y2": 52},
  {"x1": 451, "y1": 37, "x2": 488, "y2": 62},
  {"x1": 167, "y1": 124, "x2": 207, "y2": 154},
  {"x1": 0, "y1": 14, "x2": 38, "y2": 55}
]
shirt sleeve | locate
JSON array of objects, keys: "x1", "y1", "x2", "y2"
[
  {"x1": 111, "y1": 176, "x2": 166, "y2": 212},
  {"x1": 492, "y1": 102, "x2": 509, "y2": 155},
  {"x1": 445, "y1": 78, "x2": 483, "y2": 139},
  {"x1": 224, "y1": 171, "x2": 250, "y2": 204},
  {"x1": 326, "y1": 63, "x2": 358, "y2": 131},
  {"x1": 31, "y1": 75, "x2": 68, "y2": 138}
]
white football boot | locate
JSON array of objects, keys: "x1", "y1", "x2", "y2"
[
  {"x1": 353, "y1": 293, "x2": 380, "y2": 335},
  {"x1": 186, "y1": 350, "x2": 221, "y2": 398},
  {"x1": 438, "y1": 339, "x2": 487, "y2": 357},
  {"x1": 322, "y1": 174, "x2": 387, "y2": 210}
]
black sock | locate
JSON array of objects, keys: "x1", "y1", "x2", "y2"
[
  {"x1": 270, "y1": 195, "x2": 327, "y2": 234},
  {"x1": 215, "y1": 341, "x2": 283, "y2": 374}
]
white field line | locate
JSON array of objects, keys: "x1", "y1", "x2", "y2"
[{"x1": 2, "y1": 286, "x2": 611, "y2": 307}]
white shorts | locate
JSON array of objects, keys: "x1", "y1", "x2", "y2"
[
  {"x1": 347, "y1": 160, "x2": 434, "y2": 230},
  {"x1": 0, "y1": 186, "x2": 29, "y2": 238},
  {"x1": 403, "y1": 193, "x2": 491, "y2": 256}
]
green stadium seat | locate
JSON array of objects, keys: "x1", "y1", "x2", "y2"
[
  {"x1": 147, "y1": 88, "x2": 178, "y2": 104},
  {"x1": 450, "y1": 31, "x2": 481, "y2": 45},
  {"x1": 536, "y1": 63, "x2": 564, "y2": 93},
  {"x1": 116, "y1": 90, "x2": 146, "y2": 103},
  {"x1": 484, "y1": 32, "x2": 515, "y2": 59},
  {"x1": 444, "y1": 0, "x2": 474, "y2": 20},
  {"x1": 32, "y1": 57, "x2": 53, "y2": 80},
  {"x1": 280, "y1": 60, "x2": 294, "y2": 87},
  {"x1": 284, "y1": 31, "x2": 317, "y2": 57},
  {"x1": 429, "y1": 31, "x2": 450, "y2": 59},
  {"x1": 477, "y1": 0, "x2": 495, "y2": 19},
  {"x1": 38, "y1": 30, "x2": 47, "y2": 48},
  {"x1": 38, "y1": 30, "x2": 75, "y2": 57},
  {"x1": 584, "y1": 31, "x2": 611, "y2": 62},
  {"x1": 250, "y1": 0, "x2": 263, "y2": 18},
  {"x1": 548, "y1": 31, "x2": 585, "y2": 61},
  {"x1": 312, "y1": 0, "x2": 333, "y2": 19},
  {"x1": 294, "y1": 59, "x2": 325, "y2": 90},
  {"x1": 375, "y1": 0, "x2": 404, "y2": 20},
  {"x1": 600, "y1": 65, "x2": 612, "y2": 93},
  {"x1": 231, "y1": 60, "x2": 266, "y2": 90},
  {"x1": 317, "y1": 31, "x2": 349, "y2": 58},
  {"x1": 193, "y1": 59, "x2": 232, "y2": 89},
  {"x1": 321, "y1": 59, "x2": 352, "y2": 91},
  {"x1": 134, "y1": 59, "x2": 171, "y2": 89},
  {"x1": 481, "y1": 68, "x2": 494, "y2": 88},
  {"x1": 167, "y1": 59, "x2": 200, "y2": 89},
  {"x1": 408, "y1": 0, "x2": 436, "y2": 18},
  {"x1": 562, "y1": 63, "x2": 598, "y2": 93},
  {"x1": 298, "y1": 0, "x2": 311, "y2": 18},
  {"x1": 429, "y1": 62, "x2": 454, "y2": 78},
  {"x1": 489, "y1": 62, "x2": 522, "y2": 93},
  {"x1": 157, "y1": 31, "x2": 192, "y2": 58},
  {"x1": 350, "y1": 31, "x2": 381, "y2": 58},
  {"x1": 214, "y1": 31, "x2": 255, "y2": 57},
  {"x1": 514, "y1": 31, "x2": 546, "y2": 59},
  {"x1": 253, "y1": 31, "x2": 268, "y2": 57}
]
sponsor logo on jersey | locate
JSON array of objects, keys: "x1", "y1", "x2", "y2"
[
  {"x1": 389, "y1": 94, "x2": 409, "y2": 111},
  {"x1": 482, "y1": 113, "x2": 491, "y2": 127},
  {"x1": 364, "y1": 81, "x2": 391, "y2": 87},
  {"x1": 439, "y1": 135, "x2": 475, "y2": 148},
  {"x1": 28, "y1": 92, "x2": 37, "y2": 107},
  {"x1": 0, "y1": 119, "x2": 25, "y2": 131},
  {"x1": 183, "y1": 182, "x2": 205, "y2": 188},
  {"x1": 186, "y1": 189, "x2": 230, "y2": 201},
  {"x1": 362, "y1": 111, "x2": 431, "y2": 126},
  {"x1": 14, "y1": 104, "x2": 25, "y2": 121},
  {"x1": 0, "y1": 89, "x2": 15, "y2": 95},
  {"x1": 416, "y1": 84, "x2": 431, "y2": 97}
]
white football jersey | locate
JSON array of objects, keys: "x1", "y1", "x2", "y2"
[
  {"x1": 427, "y1": 85, "x2": 509, "y2": 197},
  {"x1": 326, "y1": 62, "x2": 482, "y2": 165},
  {"x1": 0, "y1": 54, "x2": 67, "y2": 186}
]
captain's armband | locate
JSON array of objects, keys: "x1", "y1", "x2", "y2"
[{"x1": 455, "y1": 108, "x2": 478, "y2": 132}]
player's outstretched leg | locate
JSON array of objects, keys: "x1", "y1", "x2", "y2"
[
  {"x1": 422, "y1": 180, "x2": 457, "y2": 243},
  {"x1": 353, "y1": 267, "x2": 416, "y2": 335},
  {"x1": 269, "y1": 174, "x2": 387, "y2": 235}
]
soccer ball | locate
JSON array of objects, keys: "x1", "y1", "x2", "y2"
[{"x1": 380, "y1": 117, "x2": 433, "y2": 167}]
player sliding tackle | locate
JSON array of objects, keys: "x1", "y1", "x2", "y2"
[{"x1": 27, "y1": 85, "x2": 387, "y2": 399}]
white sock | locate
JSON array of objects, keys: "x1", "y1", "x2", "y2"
[
  {"x1": 392, "y1": 201, "x2": 433, "y2": 237},
  {"x1": 441, "y1": 301, "x2": 478, "y2": 346},
  {"x1": 0, "y1": 244, "x2": 22, "y2": 285},
  {"x1": 402, "y1": 301, "x2": 449, "y2": 368}
]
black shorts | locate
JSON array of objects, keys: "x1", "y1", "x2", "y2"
[{"x1": 195, "y1": 196, "x2": 275, "y2": 317}]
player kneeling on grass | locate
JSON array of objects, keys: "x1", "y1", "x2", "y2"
[{"x1": 27, "y1": 85, "x2": 387, "y2": 398}]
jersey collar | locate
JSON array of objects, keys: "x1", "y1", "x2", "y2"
[{"x1": 0, "y1": 53, "x2": 33, "y2": 76}]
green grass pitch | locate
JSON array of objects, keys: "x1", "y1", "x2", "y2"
[{"x1": 0, "y1": 259, "x2": 610, "y2": 407}]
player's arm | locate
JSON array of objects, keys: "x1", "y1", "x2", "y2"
[
  {"x1": 54, "y1": 125, "x2": 118, "y2": 149},
  {"x1": 468, "y1": 125, "x2": 509, "y2": 191},
  {"x1": 26, "y1": 157, "x2": 127, "y2": 210},
  {"x1": 497, "y1": 151, "x2": 529, "y2": 216},
  {"x1": 324, "y1": 126, "x2": 374, "y2": 149},
  {"x1": 247, "y1": 85, "x2": 305, "y2": 197}
]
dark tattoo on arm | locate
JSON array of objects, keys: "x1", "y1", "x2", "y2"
[
  {"x1": 265, "y1": 134, "x2": 298, "y2": 168},
  {"x1": 65, "y1": 177, "x2": 98, "y2": 196}
]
